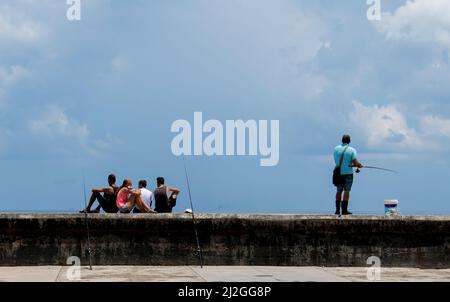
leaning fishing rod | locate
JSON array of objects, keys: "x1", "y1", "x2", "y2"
[
  {"x1": 184, "y1": 162, "x2": 204, "y2": 269},
  {"x1": 82, "y1": 173, "x2": 93, "y2": 270}
]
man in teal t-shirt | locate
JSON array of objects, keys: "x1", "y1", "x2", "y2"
[{"x1": 333, "y1": 135, "x2": 363, "y2": 215}]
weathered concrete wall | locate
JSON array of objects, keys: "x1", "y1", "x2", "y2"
[{"x1": 0, "y1": 213, "x2": 450, "y2": 268}]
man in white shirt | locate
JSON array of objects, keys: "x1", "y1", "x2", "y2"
[{"x1": 133, "y1": 180, "x2": 154, "y2": 213}]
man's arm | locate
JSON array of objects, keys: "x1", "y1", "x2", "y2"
[
  {"x1": 129, "y1": 189, "x2": 142, "y2": 196},
  {"x1": 352, "y1": 159, "x2": 363, "y2": 168},
  {"x1": 92, "y1": 187, "x2": 115, "y2": 194},
  {"x1": 168, "y1": 186, "x2": 181, "y2": 198},
  {"x1": 351, "y1": 148, "x2": 363, "y2": 169}
]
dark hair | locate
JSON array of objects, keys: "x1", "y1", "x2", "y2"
[
  {"x1": 342, "y1": 135, "x2": 351, "y2": 144},
  {"x1": 138, "y1": 180, "x2": 147, "y2": 188},
  {"x1": 108, "y1": 174, "x2": 116, "y2": 183},
  {"x1": 157, "y1": 177, "x2": 165, "y2": 186}
]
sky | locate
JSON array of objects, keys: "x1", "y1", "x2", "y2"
[{"x1": 1, "y1": 0, "x2": 450, "y2": 214}]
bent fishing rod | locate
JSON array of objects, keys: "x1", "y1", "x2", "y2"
[
  {"x1": 184, "y1": 162, "x2": 204, "y2": 269},
  {"x1": 82, "y1": 173, "x2": 93, "y2": 270}
]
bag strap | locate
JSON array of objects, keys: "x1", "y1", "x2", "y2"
[{"x1": 338, "y1": 145, "x2": 350, "y2": 168}]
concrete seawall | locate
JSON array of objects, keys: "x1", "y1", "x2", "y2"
[{"x1": 1, "y1": 213, "x2": 450, "y2": 268}]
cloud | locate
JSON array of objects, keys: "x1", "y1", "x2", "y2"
[
  {"x1": 28, "y1": 105, "x2": 120, "y2": 158},
  {"x1": 377, "y1": 0, "x2": 450, "y2": 48},
  {"x1": 421, "y1": 115, "x2": 450, "y2": 138},
  {"x1": 189, "y1": 0, "x2": 331, "y2": 101},
  {"x1": 349, "y1": 101, "x2": 424, "y2": 151},
  {"x1": 0, "y1": 65, "x2": 30, "y2": 106},
  {"x1": 0, "y1": 6, "x2": 44, "y2": 42},
  {"x1": 30, "y1": 105, "x2": 89, "y2": 142},
  {"x1": 348, "y1": 101, "x2": 450, "y2": 153}
]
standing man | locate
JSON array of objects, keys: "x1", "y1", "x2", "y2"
[
  {"x1": 334, "y1": 135, "x2": 363, "y2": 215},
  {"x1": 154, "y1": 177, "x2": 181, "y2": 213},
  {"x1": 80, "y1": 174, "x2": 119, "y2": 213}
]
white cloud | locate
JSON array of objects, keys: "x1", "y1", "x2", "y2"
[
  {"x1": 29, "y1": 105, "x2": 119, "y2": 157},
  {"x1": 94, "y1": 132, "x2": 122, "y2": 151},
  {"x1": 0, "y1": 7, "x2": 44, "y2": 42},
  {"x1": 349, "y1": 101, "x2": 450, "y2": 152},
  {"x1": 421, "y1": 115, "x2": 450, "y2": 138},
  {"x1": 349, "y1": 101, "x2": 424, "y2": 151},
  {"x1": 30, "y1": 105, "x2": 89, "y2": 144},
  {"x1": 377, "y1": 0, "x2": 450, "y2": 48}
]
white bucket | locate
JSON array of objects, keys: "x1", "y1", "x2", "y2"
[{"x1": 384, "y1": 199, "x2": 399, "y2": 216}]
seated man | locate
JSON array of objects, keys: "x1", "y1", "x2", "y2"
[
  {"x1": 133, "y1": 180, "x2": 154, "y2": 213},
  {"x1": 154, "y1": 177, "x2": 180, "y2": 213},
  {"x1": 80, "y1": 174, "x2": 119, "y2": 213},
  {"x1": 117, "y1": 179, "x2": 154, "y2": 213}
]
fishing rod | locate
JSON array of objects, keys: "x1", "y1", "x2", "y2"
[
  {"x1": 352, "y1": 165, "x2": 398, "y2": 174},
  {"x1": 362, "y1": 165, "x2": 398, "y2": 173},
  {"x1": 82, "y1": 173, "x2": 93, "y2": 270},
  {"x1": 184, "y1": 162, "x2": 204, "y2": 269}
]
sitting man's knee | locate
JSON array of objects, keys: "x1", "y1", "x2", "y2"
[{"x1": 93, "y1": 191, "x2": 102, "y2": 199}]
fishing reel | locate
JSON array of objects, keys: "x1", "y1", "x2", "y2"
[{"x1": 350, "y1": 164, "x2": 362, "y2": 173}]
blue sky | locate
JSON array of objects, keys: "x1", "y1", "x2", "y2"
[{"x1": 1, "y1": 0, "x2": 450, "y2": 214}]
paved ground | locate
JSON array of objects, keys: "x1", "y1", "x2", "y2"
[{"x1": 0, "y1": 266, "x2": 449, "y2": 282}]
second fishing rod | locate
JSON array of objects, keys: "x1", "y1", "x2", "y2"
[{"x1": 184, "y1": 162, "x2": 204, "y2": 269}]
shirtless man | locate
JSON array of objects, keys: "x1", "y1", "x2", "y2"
[{"x1": 80, "y1": 174, "x2": 119, "y2": 213}]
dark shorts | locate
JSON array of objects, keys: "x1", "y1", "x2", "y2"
[
  {"x1": 155, "y1": 195, "x2": 176, "y2": 213},
  {"x1": 96, "y1": 194, "x2": 118, "y2": 213},
  {"x1": 337, "y1": 174, "x2": 353, "y2": 192}
]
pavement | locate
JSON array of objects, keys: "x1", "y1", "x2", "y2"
[{"x1": 0, "y1": 266, "x2": 449, "y2": 282}]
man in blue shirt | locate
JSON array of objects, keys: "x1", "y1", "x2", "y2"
[{"x1": 333, "y1": 135, "x2": 363, "y2": 215}]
